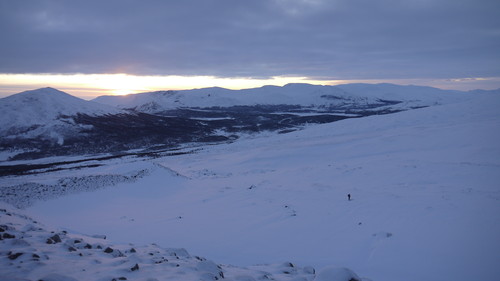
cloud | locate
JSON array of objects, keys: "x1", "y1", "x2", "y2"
[{"x1": 0, "y1": 0, "x2": 499, "y2": 80}]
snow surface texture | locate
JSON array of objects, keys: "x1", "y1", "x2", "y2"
[
  {"x1": 0, "y1": 202, "x2": 335, "y2": 281},
  {"x1": 0, "y1": 158, "x2": 173, "y2": 209},
  {"x1": 2, "y1": 91, "x2": 499, "y2": 280},
  {"x1": 93, "y1": 83, "x2": 468, "y2": 113},
  {"x1": 314, "y1": 267, "x2": 361, "y2": 281}
]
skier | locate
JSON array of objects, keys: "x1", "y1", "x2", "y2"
[{"x1": 347, "y1": 193, "x2": 351, "y2": 201}]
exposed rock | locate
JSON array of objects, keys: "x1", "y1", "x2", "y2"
[
  {"x1": 8, "y1": 252, "x2": 23, "y2": 260},
  {"x1": 2, "y1": 233, "x2": 15, "y2": 239},
  {"x1": 46, "y1": 234, "x2": 62, "y2": 244}
]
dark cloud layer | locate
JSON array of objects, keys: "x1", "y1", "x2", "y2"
[{"x1": 1, "y1": 0, "x2": 499, "y2": 80}]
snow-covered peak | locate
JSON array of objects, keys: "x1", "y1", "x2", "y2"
[
  {"x1": 10, "y1": 87, "x2": 71, "y2": 99},
  {"x1": 0, "y1": 87, "x2": 122, "y2": 134}
]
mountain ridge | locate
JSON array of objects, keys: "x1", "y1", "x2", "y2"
[
  {"x1": 0, "y1": 83, "x2": 481, "y2": 161},
  {"x1": 92, "y1": 83, "x2": 470, "y2": 114}
]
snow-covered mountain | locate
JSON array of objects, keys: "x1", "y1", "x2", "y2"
[
  {"x1": 0, "y1": 84, "x2": 476, "y2": 160},
  {"x1": 93, "y1": 83, "x2": 468, "y2": 114},
  {"x1": 0, "y1": 88, "x2": 211, "y2": 160},
  {"x1": 1, "y1": 90, "x2": 498, "y2": 281},
  {"x1": 0, "y1": 87, "x2": 122, "y2": 142}
]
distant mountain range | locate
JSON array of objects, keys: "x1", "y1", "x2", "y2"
[
  {"x1": 93, "y1": 83, "x2": 467, "y2": 113},
  {"x1": 0, "y1": 83, "x2": 484, "y2": 160}
]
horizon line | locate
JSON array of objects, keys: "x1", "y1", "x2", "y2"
[{"x1": 1, "y1": 73, "x2": 499, "y2": 100}]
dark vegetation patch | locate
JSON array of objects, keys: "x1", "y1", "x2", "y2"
[{"x1": 0, "y1": 147, "x2": 196, "y2": 177}]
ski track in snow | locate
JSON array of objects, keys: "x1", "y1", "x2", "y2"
[{"x1": 1, "y1": 93, "x2": 499, "y2": 281}]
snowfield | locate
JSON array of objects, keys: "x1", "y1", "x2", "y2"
[{"x1": 1, "y1": 90, "x2": 499, "y2": 280}]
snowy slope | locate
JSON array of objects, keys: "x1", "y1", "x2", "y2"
[
  {"x1": 93, "y1": 83, "x2": 468, "y2": 113},
  {"x1": 0, "y1": 87, "x2": 123, "y2": 142},
  {"x1": 16, "y1": 92, "x2": 500, "y2": 280},
  {"x1": 0, "y1": 202, "x2": 332, "y2": 281}
]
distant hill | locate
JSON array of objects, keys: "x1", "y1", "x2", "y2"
[{"x1": 0, "y1": 87, "x2": 122, "y2": 141}]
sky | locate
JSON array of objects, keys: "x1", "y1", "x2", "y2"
[{"x1": 1, "y1": 0, "x2": 499, "y2": 99}]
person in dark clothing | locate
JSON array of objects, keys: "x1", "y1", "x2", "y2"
[{"x1": 347, "y1": 193, "x2": 351, "y2": 201}]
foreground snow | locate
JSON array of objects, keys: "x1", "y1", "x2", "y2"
[
  {"x1": 1, "y1": 202, "x2": 331, "y2": 281},
  {"x1": 2, "y1": 92, "x2": 499, "y2": 280}
]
